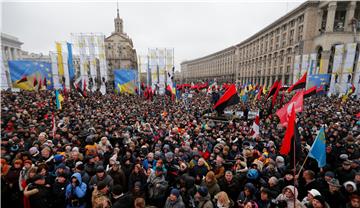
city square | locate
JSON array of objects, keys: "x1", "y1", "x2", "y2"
[{"x1": 1, "y1": 1, "x2": 360, "y2": 208}]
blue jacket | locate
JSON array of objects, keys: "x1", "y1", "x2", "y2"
[{"x1": 65, "y1": 173, "x2": 87, "y2": 200}]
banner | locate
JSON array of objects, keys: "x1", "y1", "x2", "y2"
[
  {"x1": 293, "y1": 55, "x2": 301, "y2": 84},
  {"x1": 77, "y1": 35, "x2": 88, "y2": 90},
  {"x1": 50, "y1": 52, "x2": 61, "y2": 89},
  {"x1": 329, "y1": 44, "x2": 344, "y2": 95},
  {"x1": 354, "y1": 52, "x2": 360, "y2": 96},
  {"x1": 56, "y1": 42, "x2": 64, "y2": 78},
  {"x1": 114, "y1": 69, "x2": 137, "y2": 94},
  {"x1": 308, "y1": 53, "x2": 317, "y2": 76},
  {"x1": 340, "y1": 43, "x2": 357, "y2": 95},
  {"x1": 301, "y1": 54, "x2": 309, "y2": 77},
  {"x1": 97, "y1": 35, "x2": 107, "y2": 82},
  {"x1": 87, "y1": 35, "x2": 97, "y2": 92},
  {"x1": 157, "y1": 48, "x2": 166, "y2": 94},
  {"x1": 60, "y1": 43, "x2": 70, "y2": 90},
  {"x1": 9, "y1": 60, "x2": 53, "y2": 91},
  {"x1": 166, "y1": 48, "x2": 174, "y2": 87},
  {"x1": 148, "y1": 48, "x2": 158, "y2": 91},
  {"x1": 67, "y1": 42, "x2": 75, "y2": 81},
  {"x1": 307, "y1": 74, "x2": 331, "y2": 93}
]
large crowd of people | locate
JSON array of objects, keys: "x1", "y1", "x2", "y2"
[{"x1": 1, "y1": 87, "x2": 359, "y2": 208}]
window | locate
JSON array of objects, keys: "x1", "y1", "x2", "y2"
[{"x1": 334, "y1": 10, "x2": 346, "y2": 31}]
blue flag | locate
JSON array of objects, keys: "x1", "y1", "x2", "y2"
[
  {"x1": 308, "y1": 127, "x2": 326, "y2": 168},
  {"x1": 67, "y1": 43, "x2": 75, "y2": 80}
]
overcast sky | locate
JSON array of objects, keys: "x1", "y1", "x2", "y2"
[{"x1": 2, "y1": 0, "x2": 304, "y2": 71}]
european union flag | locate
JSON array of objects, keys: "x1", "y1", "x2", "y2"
[
  {"x1": 114, "y1": 69, "x2": 137, "y2": 94},
  {"x1": 8, "y1": 60, "x2": 53, "y2": 90},
  {"x1": 308, "y1": 127, "x2": 326, "y2": 168}
]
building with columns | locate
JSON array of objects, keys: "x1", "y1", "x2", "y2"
[
  {"x1": 105, "y1": 7, "x2": 137, "y2": 83},
  {"x1": 181, "y1": 1, "x2": 360, "y2": 87},
  {"x1": 1, "y1": 33, "x2": 23, "y2": 89}
]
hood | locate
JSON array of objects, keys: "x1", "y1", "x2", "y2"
[
  {"x1": 344, "y1": 181, "x2": 357, "y2": 192},
  {"x1": 71, "y1": 172, "x2": 82, "y2": 183},
  {"x1": 283, "y1": 185, "x2": 298, "y2": 199}
]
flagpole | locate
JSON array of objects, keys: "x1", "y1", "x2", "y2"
[
  {"x1": 293, "y1": 119, "x2": 296, "y2": 208},
  {"x1": 297, "y1": 154, "x2": 309, "y2": 176}
]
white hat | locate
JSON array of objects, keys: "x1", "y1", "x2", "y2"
[{"x1": 308, "y1": 189, "x2": 321, "y2": 197}]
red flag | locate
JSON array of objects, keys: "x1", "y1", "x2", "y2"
[
  {"x1": 271, "y1": 81, "x2": 282, "y2": 108},
  {"x1": 256, "y1": 86, "x2": 263, "y2": 100},
  {"x1": 251, "y1": 115, "x2": 260, "y2": 138},
  {"x1": 266, "y1": 80, "x2": 279, "y2": 100},
  {"x1": 280, "y1": 104, "x2": 296, "y2": 155},
  {"x1": 83, "y1": 79, "x2": 87, "y2": 97},
  {"x1": 288, "y1": 72, "x2": 307, "y2": 92},
  {"x1": 316, "y1": 85, "x2": 324, "y2": 93},
  {"x1": 276, "y1": 91, "x2": 304, "y2": 127},
  {"x1": 38, "y1": 77, "x2": 42, "y2": 90},
  {"x1": 356, "y1": 112, "x2": 360, "y2": 118},
  {"x1": 17, "y1": 76, "x2": 28, "y2": 84},
  {"x1": 304, "y1": 86, "x2": 317, "y2": 98},
  {"x1": 213, "y1": 84, "x2": 240, "y2": 113},
  {"x1": 33, "y1": 77, "x2": 38, "y2": 87}
]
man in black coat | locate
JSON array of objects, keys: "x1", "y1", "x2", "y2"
[
  {"x1": 218, "y1": 171, "x2": 241, "y2": 202},
  {"x1": 52, "y1": 173, "x2": 69, "y2": 208},
  {"x1": 111, "y1": 185, "x2": 133, "y2": 208}
]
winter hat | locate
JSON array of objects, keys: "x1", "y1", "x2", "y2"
[
  {"x1": 308, "y1": 189, "x2": 321, "y2": 197},
  {"x1": 328, "y1": 178, "x2": 341, "y2": 187},
  {"x1": 96, "y1": 166, "x2": 105, "y2": 173},
  {"x1": 170, "y1": 188, "x2": 180, "y2": 198},
  {"x1": 14, "y1": 159, "x2": 23, "y2": 165},
  {"x1": 165, "y1": 152, "x2": 174, "y2": 159},
  {"x1": 54, "y1": 154, "x2": 64, "y2": 163},
  {"x1": 324, "y1": 171, "x2": 335, "y2": 178},
  {"x1": 344, "y1": 181, "x2": 357, "y2": 192},
  {"x1": 197, "y1": 186, "x2": 208, "y2": 197},
  {"x1": 29, "y1": 147, "x2": 39, "y2": 156},
  {"x1": 313, "y1": 195, "x2": 326, "y2": 206},
  {"x1": 97, "y1": 181, "x2": 107, "y2": 191}
]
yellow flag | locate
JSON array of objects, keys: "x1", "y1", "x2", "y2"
[{"x1": 56, "y1": 42, "x2": 64, "y2": 76}]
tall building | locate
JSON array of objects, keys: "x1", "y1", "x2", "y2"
[
  {"x1": 105, "y1": 6, "x2": 137, "y2": 82},
  {"x1": 1, "y1": 33, "x2": 23, "y2": 89},
  {"x1": 181, "y1": 1, "x2": 360, "y2": 87}
]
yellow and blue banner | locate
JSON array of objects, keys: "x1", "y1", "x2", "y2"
[
  {"x1": 55, "y1": 90, "x2": 64, "y2": 110},
  {"x1": 114, "y1": 69, "x2": 137, "y2": 94},
  {"x1": 308, "y1": 127, "x2": 326, "y2": 168},
  {"x1": 9, "y1": 60, "x2": 53, "y2": 91}
]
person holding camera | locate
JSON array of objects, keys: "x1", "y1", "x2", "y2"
[{"x1": 65, "y1": 172, "x2": 88, "y2": 208}]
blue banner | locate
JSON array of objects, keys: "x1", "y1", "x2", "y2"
[
  {"x1": 8, "y1": 60, "x2": 53, "y2": 90},
  {"x1": 307, "y1": 74, "x2": 330, "y2": 92},
  {"x1": 114, "y1": 69, "x2": 137, "y2": 94},
  {"x1": 67, "y1": 42, "x2": 75, "y2": 80}
]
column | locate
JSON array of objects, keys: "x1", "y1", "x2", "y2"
[
  {"x1": 316, "y1": 9, "x2": 324, "y2": 35},
  {"x1": 344, "y1": 1, "x2": 356, "y2": 32},
  {"x1": 326, "y1": 2, "x2": 337, "y2": 32}
]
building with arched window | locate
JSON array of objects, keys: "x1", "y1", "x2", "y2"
[{"x1": 181, "y1": 1, "x2": 360, "y2": 87}]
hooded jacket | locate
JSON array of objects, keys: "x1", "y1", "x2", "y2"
[
  {"x1": 275, "y1": 185, "x2": 305, "y2": 208},
  {"x1": 164, "y1": 195, "x2": 186, "y2": 208},
  {"x1": 65, "y1": 172, "x2": 88, "y2": 207},
  {"x1": 196, "y1": 193, "x2": 213, "y2": 208}
]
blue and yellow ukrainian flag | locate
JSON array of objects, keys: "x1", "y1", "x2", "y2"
[
  {"x1": 55, "y1": 90, "x2": 64, "y2": 110},
  {"x1": 308, "y1": 127, "x2": 326, "y2": 168},
  {"x1": 114, "y1": 69, "x2": 137, "y2": 95},
  {"x1": 8, "y1": 60, "x2": 53, "y2": 91}
]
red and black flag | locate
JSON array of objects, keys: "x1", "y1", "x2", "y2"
[
  {"x1": 271, "y1": 81, "x2": 282, "y2": 108},
  {"x1": 33, "y1": 77, "x2": 38, "y2": 87},
  {"x1": 288, "y1": 72, "x2": 307, "y2": 93},
  {"x1": 304, "y1": 86, "x2": 317, "y2": 99},
  {"x1": 17, "y1": 76, "x2": 28, "y2": 84},
  {"x1": 256, "y1": 86, "x2": 263, "y2": 100},
  {"x1": 265, "y1": 80, "x2": 280, "y2": 100},
  {"x1": 212, "y1": 84, "x2": 240, "y2": 113}
]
